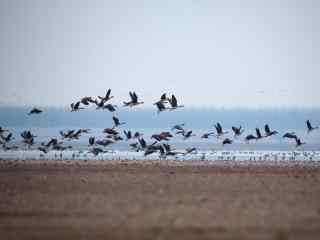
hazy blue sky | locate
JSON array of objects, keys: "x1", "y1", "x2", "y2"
[{"x1": 0, "y1": 0, "x2": 319, "y2": 108}]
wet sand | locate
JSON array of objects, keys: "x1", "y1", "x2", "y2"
[{"x1": 0, "y1": 159, "x2": 320, "y2": 240}]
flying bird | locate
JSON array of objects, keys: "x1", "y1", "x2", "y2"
[
  {"x1": 222, "y1": 138, "x2": 233, "y2": 145},
  {"x1": 103, "y1": 128, "x2": 119, "y2": 135},
  {"x1": 155, "y1": 101, "x2": 167, "y2": 113},
  {"x1": 70, "y1": 102, "x2": 84, "y2": 112},
  {"x1": 98, "y1": 89, "x2": 114, "y2": 103},
  {"x1": 28, "y1": 108, "x2": 42, "y2": 115},
  {"x1": 183, "y1": 130, "x2": 196, "y2": 140},
  {"x1": 295, "y1": 138, "x2": 306, "y2": 148},
  {"x1": 245, "y1": 134, "x2": 257, "y2": 143},
  {"x1": 102, "y1": 104, "x2": 117, "y2": 112},
  {"x1": 232, "y1": 126, "x2": 244, "y2": 137},
  {"x1": 88, "y1": 137, "x2": 95, "y2": 146},
  {"x1": 171, "y1": 123, "x2": 185, "y2": 132},
  {"x1": 264, "y1": 124, "x2": 278, "y2": 137},
  {"x1": 123, "y1": 91, "x2": 144, "y2": 107},
  {"x1": 123, "y1": 130, "x2": 132, "y2": 140},
  {"x1": 112, "y1": 116, "x2": 125, "y2": 127},
  {"x1": 282, "y1": 132, "x2": 297, "y2": 140},
  {"x1": 201, "y1": 132, "x2": 216, "y2": 139},
  {"x1": 168, "y1": 94, "x2": 184, "y2": 110},
  {"x1": 214, "y1": 122, "x2": 228, "y2": 138},
  {"x1": 81, "y1": 97, "x2": 96, "y2": 106},
  {"x1": 255, "y1": 128, "x2": 264, "y2": 140},
  {"x1": 306, "y1": 120, "x2": 319, "y2": 133}
]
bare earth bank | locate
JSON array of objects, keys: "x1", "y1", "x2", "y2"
[{"x1": 0, "y1": 160, "x2": 320, "y2": 240}]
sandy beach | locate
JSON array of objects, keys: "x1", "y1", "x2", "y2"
[{"x1": 0, "y1": 159, "x2": 320, "y2": 239}]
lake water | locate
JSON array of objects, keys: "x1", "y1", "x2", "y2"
[{"x1": 0, "y1": 107, "x2": 319, "y2": 161}]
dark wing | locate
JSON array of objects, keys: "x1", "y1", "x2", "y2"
[
  {"x1": 129, "y1": 91, "x2": 134, "y2": 101},
  {"x1": 106, "y1": 89, "x2": 111, "y2": 99},
  {"x1": 7, "y1": 133, "x2": 12, "y2": 141},
  {"x1": 306, "y1": 120, "x2": 312, "y2": 130},
  {"x1": 217, "y1": 123, "x2": 222, "y2": 132},
  {"x1": 75, "y1": 102, "x2": 80, "y2": 109},
  {"x1": 171, "y1": 94, "x2": 177, "y2": 107},
  {"x1": 113, "y1": 116, "x2": 119, "y2": 125},
  {"x1": 256, "y1": 128, "x2": 262, "y2": 138},
  {"x1": 132, "y1": 92, "x2": 138, "y2": 102},
  {"x1": 163, "y1": 143, "x2": 171, "y2": 152},
  {"x1": 156, "y1": 102, "x2": 165, "y2": 111},
  {"x1": 160, "y1": 93, "x2": 167, "y2": 101},
  {"x1": 265, "y1": 124, "x2": 270, "y2": 134},
  {"x1": 139, "y1": 138, "x2": 146, "y2": 148}
]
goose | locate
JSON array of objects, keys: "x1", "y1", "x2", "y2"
[
  {"x1": 183, "y1": 130, "x2": 196, "y2": 140},
  {"x1": 103, "y1": 128, "x2": 119, "y2": 135},
  {"x1": 28, "y1": 108, "x2": 42, "y2": 115},
  {"x1": 123, "y1": 130, "x2": 132, "y2": 140},
  {"x1": 155, "y1": 101, "x2": 167, "y2": 113},
  {"x1": 81, "y1": 97, "x2": 95, "y2": 106},
  {"x1": 102, "y1": 104, "x2": 117, "y2": 112},
  {"x1": 264, "y1": 124, "x2": 278, "y2": 137},
  {"x1": 123, "y1": 91, "x2": 144, "y2": 107},
  {"x1": 95, "y1": 99, "x2": 106, "y2": 109},
  {"x1": 222, "y1": 138, "x2": 233, "y2": 145},
  {"x1": 161, "y1": 143, "x2": 180, "y2": 157},
  {"x1": 245, "y1": 134, "x2": 257, "y2": 143},
  {"x1": 214, "y1": 122, "x2": 228, "y2": 137},
  {"x1": 160, "y1": 132, "x2": 173, "y2": 138},
  {"x1": 171, "y1": 123, "x2": 185, "y2": 131},
  {"x1": 201, "y1": 132, "x2": 216, "y2": 139},
  {"x1": 138, "y1": 137, "x2": 156, "y2": 150},
  {"x1": 232, "y1": 126, "x2": 244, "y2": 137},
  {"x1": 168, "y1": 94, "x2": 184, "y2": 110},
  {"x1": 38, "y1": 147, "x2": 49, "y2": 154},
  {"x1": 295, "y1": 138, "x2": 306, "y2": 148},
  {"x1": 96, "y1": 139, "x2": 114, "y2": 147},
  {"x1": 1, "y1": 132, "x2": 14, "y2": 143},
  {"x1": 144, "y1": 144, "x2": 164, "y2": 156},
  {"x1": 133, "y1": 131, "x2": 143, "y2": 139},
  {"x1": 71, "y1": 129, "x2": 82, "y2": 140},
  {"x1": 59, "y1": 130, "x2": 75, "y2": 139},
  {"x1": 130, "y1": 142, "x2": 139, "y2": 151},
  {"x1": 98, "y1": 89, "x2": 114, "y2": 103},
  {"x1": 88, "y1": 137, "x2": 95, "y2": 146},
  {"x1": 283, "y1": 132, "x2": 297, "y2": 140},
  {"x1": 71, "y1": 102, "x2": 84, "y2": 112},
  {"x1": 112, "y1": 135, "x2": 123, "y2": 142},
  {"x1": 112, "y1": 116, "x2": 125, "y2": 127},
  {"x1": 306, "y1": 120, "x2": 319, "y2": 133},
  {"x1": 151, "y1": 133, "x2": 170, "y2": 142},
  {"x1": 138, "y1": 138, "x2": 147, "y2": 149},
  {"x1": 255, "y1": 128, "x2": 264, "y2": 140},
  {"x1": 154, "y1": 93, "x2": 169, "y2": 104},
  {"x1": 183, "y1": 147, "x2": 197, "y2": 155},
  {"x1": 21, "y1": 130, "x2": 36, "y2": 140},
  {"x1": 79, "y1": 128, "x2": 91, "y2": 134},
  {"x1": 41, "y1": 138, "x2": 60, "y2": 148},
  {"x1": 89, "y1": 147, "x2": 106, "y2": 156}
]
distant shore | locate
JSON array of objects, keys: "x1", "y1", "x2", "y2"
[{"x1": 1, "y1": 159, "x2": 320, "y2": 239}]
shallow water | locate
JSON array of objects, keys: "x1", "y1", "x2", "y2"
[{"x1": 1, "y1": 108, "x2": 320, "y2": 161}]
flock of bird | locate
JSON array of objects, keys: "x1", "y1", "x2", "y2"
[{"x1": 0, "y1": 89, "x2": 319, "y2": 158}]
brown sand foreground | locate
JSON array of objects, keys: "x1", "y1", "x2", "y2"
[{"x1": 0, "y1": 160, "x2": 320, "y2": 240}]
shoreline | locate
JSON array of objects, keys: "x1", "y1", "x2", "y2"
[{"x1": 1, "y1": 159, "x2": 320, "y2": 239}]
